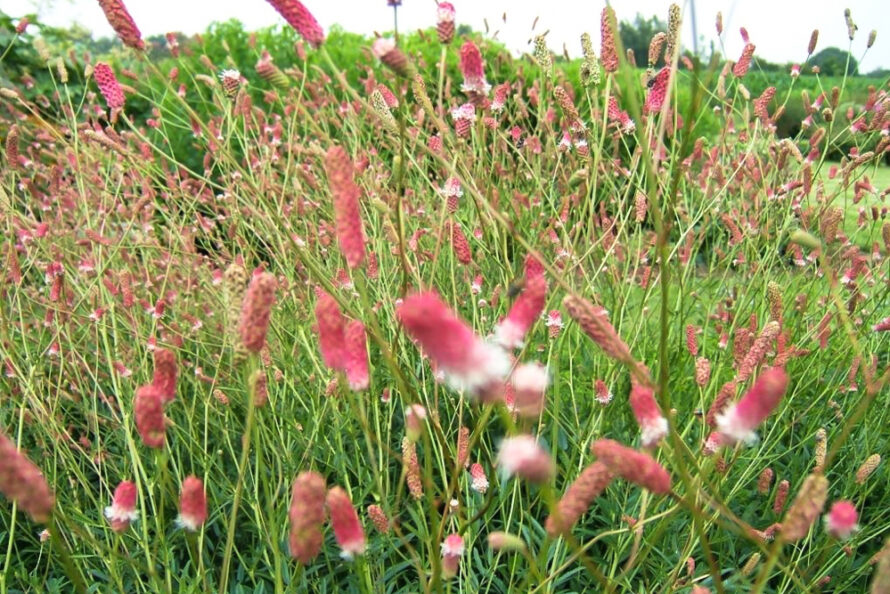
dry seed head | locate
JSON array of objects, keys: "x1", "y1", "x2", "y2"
[
  {"x1": 814, "y1": 428, "x2": 827, "y2": 473},
  {"x1": 741, "y1": 552, "x2": 761, "y2": 576},
  {"x1": 648, "y1": 32, "x2": 666, "y2": 68},
  {"x1": 533, "y1": 35, "x2": 553, "y2": 73},
  {"x1": 808, "y1": 30, "x2": 819, "y2": 55},
  {"x1": 665, "y1": 4, "x2": 682, "y2": 62},
  {"x1": 856, "y1": 454, "x2": 880, "y2": 484},
  {"x1": 767, "y1": 281, "x2": 783, "y2": 324},
  {"x1": 780, "y1": 474, "x2": 828, "y2": 542},
  {"x1": 758, "y1": 467, "x2": 774, "y2": 494},
  {"x1": 773, "y1": 479, "x2": 790, "y2": 513},
  {"x1": 580, "y1": 33, "x2": 601, "y2": 86}
]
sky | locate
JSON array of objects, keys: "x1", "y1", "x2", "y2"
[{"x1": 6, "y1": 0, "x2": 888, "y2": 73}]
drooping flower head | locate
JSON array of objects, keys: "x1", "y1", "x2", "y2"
[
  {"x1": 372, "y1": 38, "x2": 411, "y2": 77},
  {"x1": 591, "y1": 439, "x2": 671, "y2": 494},
  {"x1": 716, "y1": 367, "x2": 788, "y2": 444},
  {"x1": 497, "y1": 435, "x2": 554, "y2": 483},
  {"x1": 343, "y1": 320, "x2": 369, "y2": 391},
  {"x1": 288, "y1": 472, "x2": 326, "y2": 563},
  {"x1": 327, "y1": 486, "x2": 366, "y2": 559},
  {"x1": 324, "y1": 146, "x2": 366, "y2": 269},
  {"x1": 133, "y1": 384, "x2": 165, "y2": 449},
  {"x1": 265, "y1": 0, "x2": 325, "y2": 48},
  {"x1": 0, "y1": 432, "x2": 55, "y2": 523},
  {"x1": 315, "y1": 290, "x2": 347, "y2": 371},
  {"x1": 97, "y1": 0, "x2": 144, "y2": 50},
  {"x1": 177, "y1": 476, "x2": 207, "y2": 531},
  {"x1": 493, "y1": 265, "x2": 546, "y2": 349},
  {"x1": 239, "y1": 272, "x2": 277, "y2": 353},
  {"x1": 545, "y1": 461, "x2": 613, "y2": 535},
  {"x1": 629, "y1": 384, "x2": 668, "y2": 447},
  {"x1": 397, "y1": 291, "x2": 510, "y2": 401},
  {"x1": 152, "y1": 347, "x2": 178, "y2": 403},
  {"x1": 104, "y1": 480, "x2": 138, "y2": 532}
]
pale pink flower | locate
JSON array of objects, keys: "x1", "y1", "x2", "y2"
[
  {"x1": 397, "y1": 291, "x2": 510, "y2": 400},
  {"x1": 404, "y1": 404, "x2": 427, "y2": 442},
  {"x1": 825, "y1": 500, "x2": 858, "y2": 540},
  {"x1": 497, "y1": 435, "x2": 554, "y2": 483},
  {"x1": 716, "y1": 367, "x2": 789, "y2": 444},
  {"x1": 441, "y1": 533, "x2": 464, "y2": 579},
  {"x1": 315, "y1": 290, "x2": 346, "y2": 370},
  {"x1": 511, "y1": 362, "x2": 549, "y2": 417},
  {"x1": 344, "y1": 320, "x2": 369, "y2": 391},
  {"x1": 873, "y1": 316, "x2": 890, "y2": 332}
]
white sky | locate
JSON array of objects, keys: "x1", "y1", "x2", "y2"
[{"x1": 6, "y1": 0, "x2": 888, "y2": 73}]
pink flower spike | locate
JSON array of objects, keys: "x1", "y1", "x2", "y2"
[
  {"x1": 497, "y1": 435, "x2": 554, "y2": 483},
  {"x1": 326, "y1": 487, "x2": 366, "y2": 559},
  {"x1": 344, "y1": 320, "x2": 369, "y2": 391},
  {"x1": 315, "y1": 290, "x2": 347, "y2": 371},
  {"x1": 825, "y1": 500, "x2": 858, "y2": 540},
  {"x1": 152, "y1": 348, "x2": 178, "y2": 403},
  {"x1": 459, "y1": 41, "x2": 490, "y2": 96},
  {"x1": 177, "y1": 476, "x2": 207, "y2": 531},
  {"x1": 105, "y1": 480, "x2": 138, "y2": 533},
  {"x1": 591, "y1": 439, "x2": 671, "y2": 494},
  {"x1": 716, "y1": 367, "x2": 789, "y2": 444},
  {"x1": 494, "y1": 272, "x2": 546, "y2": 349},
  {"x1": 469, "y1": 463, "x2": 489, "y2": 493},
  {"x1": 325, "y1": 146, "x2": 366, "y2": 269},
  {"x1": 441, "y1": 533, "x2": 464, "y2": 579},
  {"x1": 397, "y1": 291, "x2": 510, "y2": 400},
  {"x1": 629, "y1": 384, "x2": 668, "y2": 447},
  {"x1": 873, "y1": 316, "x2": 890, "y2": 332},
  {"x1": 265, "y1": 0, "x2": 324, "y2": 47},
  {"x1": 93, "y1": 63, "x2": 126, "y2": 109}
]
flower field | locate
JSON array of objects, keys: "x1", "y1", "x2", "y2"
[{"x1": 1, "y1": 1, "x2": 889, "y2": 592}]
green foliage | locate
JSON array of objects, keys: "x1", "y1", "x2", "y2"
[{"x1": 810, "y1": 47, "x2": 859, "y2": 76}]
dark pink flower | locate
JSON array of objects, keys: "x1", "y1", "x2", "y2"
[
  {"x1": 93, "y1": 63, "x2": 125, "y2": 109},
  {"x1": 152, "y1": 348, "x2": 178, "y2": 403},
  {"x1": 591, "y1": 439, "x2": 671, "y2": 494},
  {"x1": 459, "y1": 41, "x2": 490, "y2": 96},
  {"x1": 134, "y1": 384, "x2": 165, "y2": 449},
  {"x1": 177, "y1": 476, "x2": 207, "y2": 531},
  {"x1": 265, "y1": 0, "x2": 324, "y2": 47},
  {"x1": 629, "y1": 384, "x2": 668, "y2": 447},
  {"x1": 825, "y1": 500, "x2": 858, "y2": 539},
  {"x1": 325, "y1": 146, "x2": 366, "y2": 269},
  {"x1": 97, "y1": 0, "x2": 144, "y2": 50},
  {"x1": 441, "y1": 533, "x2": 464, "y2": 579}
]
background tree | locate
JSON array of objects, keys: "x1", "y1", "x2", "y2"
[
  {"x1": 810, "y1": 47, "x2": 859, "y2": 76},
  {"x1": 619, "y1": 13, "x2": 667, "y2": 67}
]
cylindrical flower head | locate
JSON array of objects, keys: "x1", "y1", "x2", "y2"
[
  {"x1": 177, "y1": 476, "x2": 207, "y2": 531},
  {"x1": 441, "y1": 533, "x2": 464, "y2": 579},
  {"x1": 449, "y1": 221, "x2": 472, "y2": 265},
  {"x1": 629, "y1": 384, "x2": 668, "y2": 447},
  {"x1": 716, "y1": 367, "x2": 788, "y2": 444},
  {"x1": 372, "y1": 38, "x2": 411, "y2": 77},
  {"x1": 134, "y1": 384, "x2": 165, "y2": 449},
  {"x1": 733, "y1": 43, "x2": 756, "y2": 77},
  {"x1": 825, "y1": 500, "x2": 858, "y2": 540},
  {"x1": 511, "y1": 362, "x2": 549, "y2": 418},
  {"x1": 315, "y1": 290, "x2": 347, "y2": 371},
  {"x1": 97, "y1": 0, "x2": 144, "y2": 50},
  {"x1": 494, "y1": 273, "x2": 546, "y2": 349},
  {"x1": 563, "y1": 295, "x2": 633, "y2": 364},
  {"x1": 600, "y1": 7, "x2": 619, "y2": 73},
  {"x1": 105, "y1": 480, "x2": 138, "y2": 532},
  {"x1": 238, "y1": 272, "x2": 277, "y2": 353},
  {"x1": 645, "y1": 67, "x2": 671, "y2": 113},
  {"x1": 265, "y1": 0, "x2": 324, "y2": 48},
  {"x1": 488, "y1": 531, "x2": 526, "y2": 553},
  {"x1": 0, "y1": 432, "x2": 55, "y2": 523},
  {"x1": 497, "y1": 435, "x2": 554, "y2": 483},
  {"x1": 402, "y1": 437, "x2": 424, "y2": 499},
  {"x1": 152, "y1": 347, "x2": 178, "y2": 403},
  {"x1": 469, "y1": 462, "x2": 489, "y2": 493},
  {"x1": 289, "y1": 471, "x2": 326, "y2": 563},
  {"x1": 459, "y1": 41, "x2": 490, "y2": 96},
  {"x1": 325, "y1": 146, "x2": 366, "y2": 269},
  {"x1": 93, "y1": 63, "x2": 125, "y2": 109},
  {"x1": 344, "y1": 320, "x2": 369, "y2": 391},
  {"x1": 367, "y1": 504, "x2": 390, "y2": 534},
  {"x1": 326, "y1": 486, "x2": 366, "y2": 559},
  {"x1": 591, "y1": 439, "x2": 671, "y2": 494},
  {"x1": 546, "y1": 461, "x2": 613, "y2": 535},
  {"x1": 397, "y1": 291, "x2": 510, "y2": 400},
  {"x1": 780, "y1": 473, "x2": 828, "y2": 542},
  {"x1": 436, "y1": 3, "x2": 455, "y2": 44}
]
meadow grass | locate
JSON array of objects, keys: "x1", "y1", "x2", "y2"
[{"x1": 1, "y1": 2, "x2": 889, "y2": 593}]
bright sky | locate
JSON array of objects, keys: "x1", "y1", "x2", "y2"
[{"x1": 7, "y1": 0, "x2": 888, "y2": 73}]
